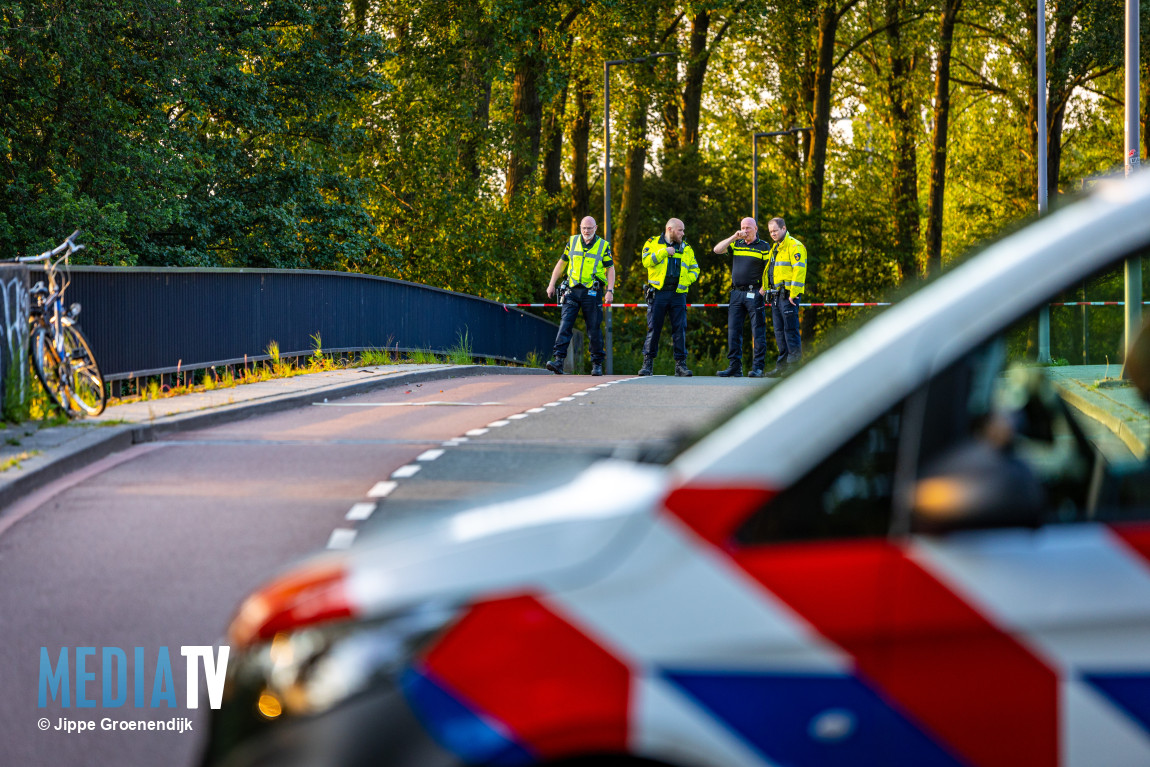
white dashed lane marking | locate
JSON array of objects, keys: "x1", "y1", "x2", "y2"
[
  {"x1": 329, "y1": 377, "x2": 641, "y2": 546},
  {"x1": 314, "y1": 401, "x2": 507, "y2": 407},
  {"x1": 346, "y1": 503, "x2": 377, "y2": 521},
  {"x1": 368, "y1": 480, "x2": 398, "y2": 498},
  {"x1": 327, "y1": 529, "x2": 357, "y2": 549}
]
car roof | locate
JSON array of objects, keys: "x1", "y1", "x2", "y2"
[{"x1": 674, "y1": 175, "x2": 1150, "y2": 489}]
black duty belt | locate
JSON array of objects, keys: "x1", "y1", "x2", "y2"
[{"x1": 733, "y1": 284, "x2": 760, "y2": 291}]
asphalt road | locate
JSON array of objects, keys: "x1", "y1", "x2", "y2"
[{"x1": 0, "y1": 373, "x2": 767, "y2": 767}]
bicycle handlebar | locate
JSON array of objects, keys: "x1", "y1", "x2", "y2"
[{"x1": 16, "y1": 230, "x2": 84, "y2": 263}]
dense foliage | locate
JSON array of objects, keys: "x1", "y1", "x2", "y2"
[{"x1": 2, "y1": 0, "x2": 1146, "y2": 360}]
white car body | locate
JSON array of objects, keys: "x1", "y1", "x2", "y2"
[{"x1": 219, "y1": 176, "x2": 1150, "y2": 767}]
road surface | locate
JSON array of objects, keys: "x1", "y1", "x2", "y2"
[{"x1": 0, "y1": 373, "x2": 767, "y2": 767}]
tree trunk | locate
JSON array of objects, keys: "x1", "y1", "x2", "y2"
[
  {"x1": 885, "y1": 0, "x2": 920, "y2": 281},
  {"x1": 570, "y1": 81, "x2": 592, "y2": 234},
  {"x1": 804, "y1": 2, "x2": 838, "y2": 216},
  {"x1": 542, "y1": 83, "x2": 569, "y2": 232},
  {"x1": 504, "y1": 39, "x2": 543, "y2": 204},
  {"x1": 614, "y1": 94, "x2": 651, "y2": 287},
  {"x1": 1142, "y1": 60, "x2": 1149, "y2": 165},
  {"x1": 1023, "y1": 2, "x2": 1040, "y2": 202},
  {"x1": 1044, "y1": 0, "x2": 1081, "y2": 200},
  {"x1": 458, "y1": 18, "x2": 493, "y2": 186},
  {"x1": 925, "y1": 0, "x2": 961, "y2": 276},
  {"x1": 679, "y1": 11, "x2": 710, "y2": 148}
]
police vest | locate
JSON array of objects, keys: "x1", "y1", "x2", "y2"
[
  {"x1": 768, "y1": 234, "x2": 808, "y2": 296},
  {"x1": 567, "y1": 236, "x2": 609, "y2": 288},
  {"x1": 641, "y1": 236, "x2": 700, "y2": 293}
]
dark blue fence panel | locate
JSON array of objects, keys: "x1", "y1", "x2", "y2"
[{"x1": 51, "y1": 268, "x2": 557, "y2": 380}]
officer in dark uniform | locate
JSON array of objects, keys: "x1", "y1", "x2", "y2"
[
  {"x1": 713, "y1": 217, "x2": 771, "y2": 378},
  {"x1": 545, "y1": 216, "x2": 615, "y2": 376}
]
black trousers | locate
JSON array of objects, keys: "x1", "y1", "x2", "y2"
[
  {"x1": 772, "y1": 290, "x2": 802, "y2": 361},
  {"x1": 643, "y1": 290, "x2": 687, "y2": 363},
  {"x1": 726, "y1": 287, "x2": 768, "y2": 369},
  {"x1": 552, "y1": 287, "x2": 605, "y2": 363}
]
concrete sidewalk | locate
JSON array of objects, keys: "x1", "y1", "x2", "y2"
[
  {"x1": 0, "y1": 363, "x2": 547, "y2": 511},
  {"x1": 1047, "y1": 365, "x2": 1150, "y2": 459}
]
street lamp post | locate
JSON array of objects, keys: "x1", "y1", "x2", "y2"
[
  {"x1": 603, "y1": 52, "x2": 674, "y2": 374},
  {"x1": 752, "y1": 127, "x2": 811, "y2": 223},
  {"x1": 1037, "y1": 0, "x2": 1050, "y2": 363},
  {"x1": 1126, "y1": 0, "x2": 1141, "y2": 359}
]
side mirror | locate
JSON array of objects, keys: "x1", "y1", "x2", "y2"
[{"x1": 911, "y1": 441, "x2": 1045, "y2": 534}]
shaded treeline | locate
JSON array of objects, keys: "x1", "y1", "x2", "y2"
[{"x1": 1, "y1": 0, "x2": 1140, "y2": 354}]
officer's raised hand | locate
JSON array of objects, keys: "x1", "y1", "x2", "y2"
[{"x1": 666, "y1": 243, "x2": 677, "y2": 257}]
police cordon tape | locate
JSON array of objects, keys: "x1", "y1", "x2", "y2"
[
  {"x1": 503, "y1": 300, "x2": 1150, "y2": 310},
  {"x1": 504, "y1": 302, "x2": 892, "y2": 309}
]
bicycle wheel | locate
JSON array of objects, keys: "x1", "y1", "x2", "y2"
[
  {"x1": 60, "y1": 324, "x2": 106, "y2": 416},
  {"x1": 30, "y1": 324, "x2": 71, "y2": 413}
]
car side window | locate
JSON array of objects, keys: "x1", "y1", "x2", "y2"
[{"x1": 735, "y1": 407, "x2": 901, "y2": 545}]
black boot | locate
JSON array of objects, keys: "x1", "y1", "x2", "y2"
[
  {"x1": 748, "y1": 368, "x2": 765, "y2": 378},
  {"x1": 638, "y1": 358, "x2": 654, "y2": 376},
  {"x1": 591, "y1": 363, "x2": 603, "y2": 376},
  {"x1": 546, "y1": 358, "x2": 564, "y2": 375},
  {"x1": 764, "y1": 361, "x2": 785, "y2": 378},
  {"x1": 716, "y1": 362, "x2": 742, "y2": 378},
  {"x1": 675, "y1": 362, "x2": 693, "y2": 377}
]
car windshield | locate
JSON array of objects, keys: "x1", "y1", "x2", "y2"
[{"x1": 661, "y1": 188, "x2": 1150, "y2": 471}]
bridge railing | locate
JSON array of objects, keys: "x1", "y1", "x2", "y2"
[{"x1": 40, "y1": 267, "x2": 564, "y2": 381}]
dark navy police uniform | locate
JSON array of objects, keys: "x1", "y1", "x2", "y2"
[{"x1": 725, "y1": 237, "x2": 771, "y2": 372}]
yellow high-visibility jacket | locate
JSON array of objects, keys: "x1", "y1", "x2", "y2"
[
  {"x1": 564, "y1": 235, "x2": 612, "y2": 287},
  {"x1": 768, "y1": 233, "x2": 807, "y2": 296},
  {"x1": 641, "y1": 235, "x2": 699, "y2": 293}
]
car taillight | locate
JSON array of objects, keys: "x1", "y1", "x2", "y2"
[{"x1": 229, "y1": 560, "x2": 355, "y2": 650}]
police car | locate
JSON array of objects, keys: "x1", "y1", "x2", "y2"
[{"x1": 203, "y1": 175, "x2": 1150, "y2": 767}]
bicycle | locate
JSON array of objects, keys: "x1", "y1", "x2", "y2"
[{"x1": 15, "y1": 230, "x2": 106, "y2": 417}]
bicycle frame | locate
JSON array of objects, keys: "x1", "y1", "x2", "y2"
[
  {"x1": 14, "y1": 230, "x2": 105, "y2": 417},
  {"x1": 24, "y1": 242, "x2": 78, "y2": 382}
]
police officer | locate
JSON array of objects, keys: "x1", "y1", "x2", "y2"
[
  {"x1": 764, "y1": 216, "x2": 807, "y2": 377},
  {"x1": 545, "y1": 216, "x2": 616, "y2": 376},
  {"x1": 638, "y1": 218, "x2": 699, "y2": 377},
  {"x1": 713, "y1": 217, "x2": 771, "y2": 378}
]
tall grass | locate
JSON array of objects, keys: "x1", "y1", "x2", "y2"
[
  {"x1": 360, "y1": 348, "x2": 393, "y2": 366},
  {"x1": 446, "y1": 330, "x2": 473, "y2": 366},
  {"x1": 407, "y1": 349, "x2": 440, "y2": 365}
]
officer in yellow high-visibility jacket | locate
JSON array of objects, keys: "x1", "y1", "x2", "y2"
[
  {"x1": 638, "y1": 218, "x2": 699, "y2": 377},
  {"x1": 764, "y1": 216, "x2": 807, "y2": 377},
  {"x1": 545, "y1": 216, "x2": 616, "y2": 376}
]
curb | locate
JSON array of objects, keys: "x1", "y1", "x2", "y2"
[
  {"x1": 0, "y1": 365, "x2": 548, "y2": 515},
  {"x1": 1055, "y1": 380, "x2": 1149, "y2": 460}
]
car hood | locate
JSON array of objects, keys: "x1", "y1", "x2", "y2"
[{"x1": 342, "y1": 459, "x2": 666, "y2": 617}]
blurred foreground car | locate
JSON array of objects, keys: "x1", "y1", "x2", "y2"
[{"x1": 204, "y1": 177, "x2": 1150, "y2": 767}]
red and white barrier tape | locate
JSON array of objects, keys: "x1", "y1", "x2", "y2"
[
  {"x1": 504, "y1": 300, "x2": 1150, "y2": 310},
  {"x1": 504, "y1": 302, "x2": 892, "y2": 309},
  {"x1": 1050, "y1": 301, "x2": 1150, "y2": 306}
]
